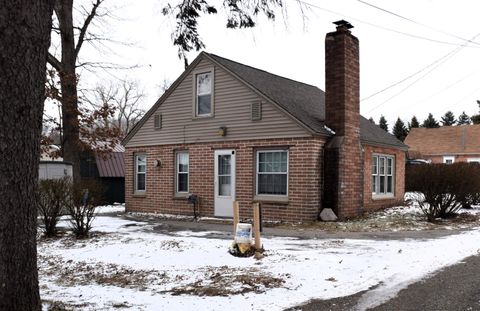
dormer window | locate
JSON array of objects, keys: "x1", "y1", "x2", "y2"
[{"x1": 194, "y1": 70, "x2": 214, "y2": 117}]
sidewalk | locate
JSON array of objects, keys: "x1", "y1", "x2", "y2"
[{"x1": 121, "y1": 212, "x2": 471, "y2": 241}]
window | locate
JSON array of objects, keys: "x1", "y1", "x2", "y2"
[
  {"x1": 196, "y1": 72, "x2": 212, "y2": 116},
  {"x1": 467, "y1": 158, "x2": 480, "y2": 163},
  {"x1": 372, "y1": 155, "x2": 394, "y2": 197},
  {"x1": 443, "y1": 156, "x2": 455, "y2": 164},
  {"x1": 256, "y1": 150, "x2": 288, "y2": 196},
  {"x1": 176, "y1": 152, "x2": 189, "y2": 193},
  {"x1": 135, "y1": 154, "x2": 146, "y2": 192}
]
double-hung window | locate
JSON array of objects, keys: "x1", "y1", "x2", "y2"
[
  {"x1": 195, "y1": 72, "x2": 212, "y2": 116},
  {"x1": 256, "y1": 150, "x2": 288, "y2": 196},
  {"x1": 176, "y1": 152, "x2": 189, "y2": 194},
  {"x1": 372, "y1": 155, "x2": 394, "y2": 197},
  {"x1": 135, "y1": 154, "x2": 146, "y2": 192}
]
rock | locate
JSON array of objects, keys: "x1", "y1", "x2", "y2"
[{"x1": 320, "y1": 208, "x2": 338, "y2": 221}]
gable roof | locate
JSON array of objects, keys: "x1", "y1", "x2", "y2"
[
  {"x1": 205, "y1": 53, "x2": 327, "y2": 135},
  {"x1": 124, "y1": 52, "x2": 406, "y2": 149},
  {"x1": 405, "y1": 125, "x2": 480, "y2": 155}
]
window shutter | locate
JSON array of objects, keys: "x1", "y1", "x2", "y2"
[
  {"x1": 154, "y1": 114, "x2": 162, "y2": 129},
  {"x1": 251, "y1": 102, "x2": 262, "y2": 121}
]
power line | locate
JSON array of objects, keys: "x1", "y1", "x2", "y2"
[
  {"x1": 294, "y1": 0, "x2": 480, "y2": 48},
  {"x1": 357, "y1": 0, "x2": 480, "y2": 47},
  {"x1": 410, "y1": 71, "x2": 477, "y2": 107},
  {"x1": 365, "y1": 32, "x2": 480, "y2": 113},
  {"x1": 360, "y1": 51, "x2": 460, "y2": 102}
]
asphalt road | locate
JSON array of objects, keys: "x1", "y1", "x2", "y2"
[{"x1": 289, "y1": 254, "x2": 480, "y2": 311}]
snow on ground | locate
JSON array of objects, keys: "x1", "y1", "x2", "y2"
[
  {"x1": 38, "y1": 210, "x2": 480, "y2": 311},
  {"x1": 95, "y1": 203, "x2": 126, "y2": 215}
]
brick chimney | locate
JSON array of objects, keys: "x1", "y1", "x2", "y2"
[{"x1": 323, "y1": 20, "x2": 363, "y2": 219}]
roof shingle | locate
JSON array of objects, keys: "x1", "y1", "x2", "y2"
[
  {"x1": 206, "y1": 53, "x2": 406, "y2": 149},
  {"x1": 405, "y1": 125, "x2": 480, "y2": 155}
]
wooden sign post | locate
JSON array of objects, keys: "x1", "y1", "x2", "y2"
[
  {"x1": 253, "y1": 202, "x2": 262, "y2": 252},
  {"x1": 233, "y1": 201, "x2": 240, "y2": 236}
]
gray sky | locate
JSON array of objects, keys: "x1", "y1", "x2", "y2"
[{"x1": 74, "y1": 0, "x2": 480, "y2": 129}]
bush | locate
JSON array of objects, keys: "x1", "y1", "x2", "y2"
[
  {"x1": 406, "y1": 163, "x2": 480, "y2": 221},
  {"x1": 65, "y1": 180, "x2": 104, "y2": 238},
  {"x1": 38, "y1": 177, "x2": 72, "y2": 237}
]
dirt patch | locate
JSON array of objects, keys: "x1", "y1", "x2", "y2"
[
  {"x1": 39, "y1": 255, "x2": 169, "y2": 290},
  {"x1": 38, "y1": 231, "x2": 121, "y2": 249},
  {"x1": 165, "y1": 265, "x2": 286, "y2": 296},
  {"x1": 43, "y1": 300, "x2": 90, "y2": 311},
  {"x1": 159, "y1": 240, "x2": 184, "y2": 251},
  {"x1": 274, "y1": 206, "x2": 480, "y2": 233}
]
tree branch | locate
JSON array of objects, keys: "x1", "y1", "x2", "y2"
[
  {"x1": 47, "y1": 53, "x2": 62, "y2": 71},
  {"x1": 75, "y1": 0, "x2": 103, "y2": 59}
]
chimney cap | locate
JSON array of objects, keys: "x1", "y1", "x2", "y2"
[{"x1": 333, "y1": 20, "x2": 353, "y2": 30}]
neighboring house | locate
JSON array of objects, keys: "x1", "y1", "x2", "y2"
[
  {"x1": 405, "y1": 125, "x2": 480, "y2": 164},
  {"x1": 80, "y1": 144, "x2": 125, "y2": 204},
  {"x1": 122, "y1": 21, "x2": 407, "y2": 222}
]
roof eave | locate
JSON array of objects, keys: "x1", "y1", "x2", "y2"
[{"x1": 361, "y1": 139, "x2": 408, "y2": 151}]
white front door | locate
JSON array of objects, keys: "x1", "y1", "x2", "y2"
[{"x1": 214, "y1": 150, "x2": 235, "y2": 217}]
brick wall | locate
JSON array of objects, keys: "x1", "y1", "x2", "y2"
[
  {"x1": 125, "y1": 137, "x2": 325, "y2": 223},
  {"x1": 363, "y1": 144, "x2": 406, "y2": 210}
]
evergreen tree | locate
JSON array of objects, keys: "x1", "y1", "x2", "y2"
[
  {"x1": 441, "y1": 111, "x2": 456, "y2": 126},
  {"x1": 379, "y1": 115, "x2": 388, "y2": 132},
  {"x1": 408, "y1": 116, "x2": 420, "y2": 130},
  {"x1": 457, "y1": 111, "x2": 471, "y2": 125},
  {"x1": 392, "y1": 118, "x2": 408, "y2": 141},
  {"x1": 422, "y1": 113, "x2": 440, "y2": 128},
  {"x1": 471, "y1": 101, "x2": 480, "y2": 124},
  {"x1": 368, "y1": 117, "x2": 375, "y2": 124}
]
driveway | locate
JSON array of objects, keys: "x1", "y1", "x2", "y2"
[{"x1": 289, "y1": 254, "x2": 480, "y2": 311}]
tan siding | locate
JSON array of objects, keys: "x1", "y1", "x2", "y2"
[{"x1": 126, "y1": 58, "x2": 310, "y2": 147}]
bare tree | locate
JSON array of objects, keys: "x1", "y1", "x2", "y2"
[
  {"x1": 84, "y1": 79, "x2": 146, "y2": 137},
  {"x1": 46, "y1": 0, "x2": 121, "y2": 180}
]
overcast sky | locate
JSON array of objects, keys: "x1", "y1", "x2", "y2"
[{"x1": 74, "y1": 0, "x2": 480, "y2": 129}]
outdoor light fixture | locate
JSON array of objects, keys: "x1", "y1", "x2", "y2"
[
  {"x1": 154, "y1": 159, "x2": 162, "y2": 167},
  {"x1": 218, "y1": 126, "x2": 227, "y2": 137}
]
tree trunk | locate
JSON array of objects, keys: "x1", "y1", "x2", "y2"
[
  {"x1": 0, "y1": 1, "x2": 54, "y2": 310},
  {"x1": 56, "y1": 0, "x2": 82, "y2": 181}
]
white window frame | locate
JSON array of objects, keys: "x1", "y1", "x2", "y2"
[
  {"x1": 193, "y1": 69, "x2": 214, "y2": 118},
  {"x1": 256, "y1": 150, "x2": 289, "y2": 197},
  {"x1": 372, "y1": 154, "x2": 395, "y2": 198},
  {"x1": 135, "y1": 154, "x2": 146, "y2": 193},
  {"x1": 467, "y1": 158, "x2": 480, "y2": 163},
  {"x1": 176, "y1": 151, "x2": 189, "y2": 194},
  {"x1": 443, "y1": 156, "x2": 455, "y2": 164}
]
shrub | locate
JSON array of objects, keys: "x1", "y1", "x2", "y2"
[
  {"x1": 65, "y1": 180, "x2": 104, "y2": 238},
  {"x1": 38, "y1": 177, "x2": 72, "y2": 237},
  {"x1": 405, "y1": 163, "x2": 480, "y2": 221}
]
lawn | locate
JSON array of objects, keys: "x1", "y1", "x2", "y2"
[{"x1": 39, "y1": 204, "x2": 480, "y2": 310}]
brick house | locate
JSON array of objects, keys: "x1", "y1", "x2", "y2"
[
  {"x1": 405, "y1": 125, "x2": 480, "y2": 164},
  {"x1": 122, "y1": 21, "x2": 407, "y2": 222}
]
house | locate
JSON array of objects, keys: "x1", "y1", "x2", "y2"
[
  {"x1": 122, "y1": 21, "x2": 407, "y2": 222},
  {"x1": 405, "y1": 125, "x2": 480, "y2": 164},
  {"x1": 80, "y1": 144, "x2": 125, "y2": 204}
]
